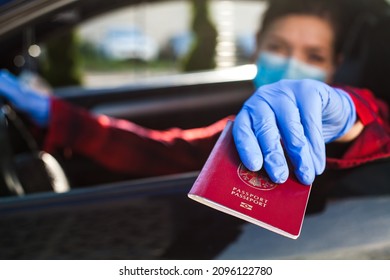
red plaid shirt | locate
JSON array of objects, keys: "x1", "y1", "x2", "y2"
[{"x1": 44, "y1": 87, "x2": 390, "y2": 177}]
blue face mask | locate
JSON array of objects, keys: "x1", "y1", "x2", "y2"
[{"x1": 253, "y1": 51, "x2": 327, "y2": 88}]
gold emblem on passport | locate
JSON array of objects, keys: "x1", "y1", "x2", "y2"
[{"x1": 237, "y1": 163, "x2": 278, "y2": 191}]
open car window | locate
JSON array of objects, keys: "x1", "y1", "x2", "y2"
[
  {"x1": 9, "y1": 0, "x2": 266, "y2": 91},
  {"x1": 1, "y1": 0, "x2": 390, "y2": 262}
]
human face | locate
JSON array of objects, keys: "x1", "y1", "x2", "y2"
[{"x1": 257, "y1": 15, "x2": 336, "y2": 83}]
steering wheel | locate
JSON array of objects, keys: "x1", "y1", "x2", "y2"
[{"x1": 0, "y1": 99, "x2": 70, "y2": 196}]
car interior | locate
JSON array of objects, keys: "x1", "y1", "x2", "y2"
[
  {"x1": 0, "y1": 0, "x2": 257, "y2": 259},
  {"x1": 0, "y1": 0, "x2": 389, "y2": 259}
]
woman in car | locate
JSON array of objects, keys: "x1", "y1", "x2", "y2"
[{"x1": 0, "y1": 0, "x2": 389, "y2": 188}]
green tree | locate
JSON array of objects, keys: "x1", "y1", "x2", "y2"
[
  {"x1": 182, "y1": 0, "x2": 217, "y2": 72},
  {"x1": 42, "y1": 29, "x2": 82, "y2": 87}
]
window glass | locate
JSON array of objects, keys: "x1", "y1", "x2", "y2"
[
  {"x1": 77, "y1": 1, "x2": 191, "y2": 88},
  {"x1": 41, "y1": 0, "x2": 266, "y2": 89}
]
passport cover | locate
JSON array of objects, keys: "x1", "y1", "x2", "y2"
[{"x1": 188, "y1": 121, "x2": 312, "y2": 239}]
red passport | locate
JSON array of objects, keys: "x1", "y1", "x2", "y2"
[{"x1": 188, "y1": 121, "x2": 312, "y2": 239}]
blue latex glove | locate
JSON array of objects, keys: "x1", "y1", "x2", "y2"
[
  {"x1": 233, "y1": 79, "x2": 357, "y2": 185},
  {"x1": 0, "y1": 70, "x2": 50, "y2": 126}
]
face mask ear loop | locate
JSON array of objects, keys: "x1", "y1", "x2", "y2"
[{"x1": 253, "y1": 32, "x2": 263, "y2": 63}]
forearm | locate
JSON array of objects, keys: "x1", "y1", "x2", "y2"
[
  {"x1": 335, "y1": 119, "x2": 364, "y2": 142},
  {"x1": 326, "y1": 86, "x2": 390, "y2": 169},
  {"x1": 44, "y1": 98, "x2": 229, "y2": 176},
  {"x1": 334, "y1": 86, "x2": 383, "y2": 143}
]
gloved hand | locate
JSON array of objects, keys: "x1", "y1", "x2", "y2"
[
  {"x1": 233, "y1": 79, "x2": 357, "y2": 185},
  {"x1": 0, "y1": 70, "x2": 50, "y2": 127}
]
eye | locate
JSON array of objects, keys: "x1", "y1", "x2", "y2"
[
  {"x1": 266, "y1": 42, "x2": 282, "y2": 51},
  {"x1": 307, "y1": 53, "x2": 326, "y2": 64},
  {"x1": 263, "y1": 42, "x2": 288, "y2": 56}
]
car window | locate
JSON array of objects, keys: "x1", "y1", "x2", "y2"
[{"x1": 32, "y1": 0, "x2": 266, "y2": 91}]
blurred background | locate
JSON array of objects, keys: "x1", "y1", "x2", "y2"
[
  {"x1": 6, "y1": 0, "x2": 266, "y2": 88},
  {"x1": 76, "y1": 0, "x2": 265, "y2": 87}
]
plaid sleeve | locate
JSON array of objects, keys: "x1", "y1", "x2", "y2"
[{"x1": 44, "y1": 98, "x2": 231, "y2": 176}]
